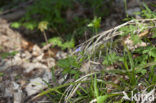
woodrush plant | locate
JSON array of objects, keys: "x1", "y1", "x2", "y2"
[
  {"x1": 88, "y1": 16, "x2": 101, "y2": 35},
  {"x1": 37, "y1": 45, "x2": 156, "y2": 102},
  {"x1": 119, "y1": 21, "x2": 148, "y2": 45},
  {"x1": 119, "y1": 4, "x2": 156, "y2": 45},
  {"x1": 36, "y1": 4, "x2": 156, "y2": 103},
  {"x1": 47, "y1": 37, "x2": 75, "y2": 50},
  {"x1": 102, "y1": 51, "x2": 123, "y2": 66},
  {"x1": 57, "y1": 56, "x2": 81, "y2": 79},
  {"x1": 38, "y1": 21, "x2": 75, "y2": 50},
  {"x1": 38, "y1": 21, "x2": 49, "y2": 45},
  {"x1": 137, "y1": 3, "x2": 156, "y2": 19},
  {"x1": 84, "y1": 6, "x2": 156, "y2": 102}
]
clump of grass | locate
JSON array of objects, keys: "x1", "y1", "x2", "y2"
[{"x1": 33, "y1": 4, "x2": 156, "y2": 103}]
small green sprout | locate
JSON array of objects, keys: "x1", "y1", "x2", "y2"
[
  {"x1": 38, "y1": 21, "x2": 49, "y2": 32},
  {"x1": 88, "y1": 16, "x2": 101, "y2": 34}
]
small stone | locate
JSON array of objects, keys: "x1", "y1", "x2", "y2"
[
  {"x1": 25, "y1": 77, "x2": 48, "y2": 96},
  {"x1": 32, "y1": 45, "x2": 42, "y2": 57},
  {"x1": 126, "y1": 8, "x2": 141, "y2": 16},
  {"x1": 56, "y1": 51, "x2": 67, "y2": 59}
]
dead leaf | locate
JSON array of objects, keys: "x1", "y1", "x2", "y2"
[
  {"x1": 123, "y1": 34, "x2": 148, "y2": 50},
  {"x1": 138, "y1": 30, "x2": 149, "y2": 37},
  {"x1": 21, "y1": 39, "x2": 34, "y2": 51},
  {"x1": 80, "y1": 61, "x2": 90, "y2": 74}
]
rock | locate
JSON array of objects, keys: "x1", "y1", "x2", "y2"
[
  {"x1": 32, "y1": 53, "x2": 44, "y2": 62},
  {"x1": 14, "y1": 90, "x2": 23, "y2": 103},
  {"x1": 25, "y1": 77, "x2": 48, "y2": 96},
  {"x1": 21, "y1": 51, "x2": 32, "y2": 60},
  {"x1": 0, "y1": 55, "x2": 23, "y2": 71},
  {"x1": 23, "y1": 62, "x2": 47, "y2": 73},
  {"x1": 42, "y1": 71, "x2": 52, "y2": 82},
  {"x1": 44, "y1": 58, "x2": 56, "y2": 68},
  {"x1": 58, "y1": 74, "x2": 68, "y2": 84},
  {"x1": 56, "y1": 51, "x2": 67, "y2": 59},
  {"x1": 13, "y1": 82, "x2": 23, "y2": 103},
  {"x1": 126, "y1": 7, "x2": 141, "y2": 16},
  {"x1": 32, "y1": 45, "x2": 42, "y2": 57},
  {"x1": 0, "y1": 18, "x2": 22, "y2": 51}
]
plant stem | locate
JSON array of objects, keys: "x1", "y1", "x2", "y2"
[{"x1": 43, "y1": 30, "x2": 49, "y2": 45}]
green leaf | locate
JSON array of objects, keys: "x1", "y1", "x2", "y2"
[
  {"x1": 94, "y1": 74, "x2": 99, "y2": 98},
  {"x1": 48, "y1": 37, "x2": 74, "y2": 49},
  {"x1": 97, "y1": 95, "x2": 109, "y2": 103},
  {"x1": 149, "y1": 48, "x2": 156, "y2": 57},
  {"x1": 0, "y1": 72, "x2": 4, "y2": 77},
  {"x1": 87, "y1": 23, "x2": 93, "y2": 27},
  {"x1": 94, "y1": 17, "x2": 101, "y2": 29},
  {"x1": 151, "y1": 28, "x2": 156, "y2": 38},
  {"x1": 57, "y1": 56, "x2": 80, "y2": 69},
  {"x1": 102, "y1": 52, "x2": 121, "y2": 66},
  {"x1": 70, "y1": 70, "x2": 77, "y2": 74},
  {"x1": 119, "y1": 25, "x2": 136, "y2": 36},
  {"x1": 130, "y1": 35, "x2": 142, "y2": 45},
  {"x1": 11, "y1": 22, "x2": 21, "y2": 28},
  {"x1": 0, "y1": 51, "x2": 18, "y2": 59},
  {"x1": 23, "y1": 22, "x2": 36, "y2": 30},
  {"x1": 97, "y1": 93, "x2": 120, "y2": 103},
  {"x1": 38, "y1": 21, "x2": 49, "y2": 32},
  {"x1": 88, "y1": 16, "x2": 101, "y2": 29},
  {"x1": 62, "y1": 39, "x2": 75, "y2": 49},
  {"x1": 48, "y1": 37, "x2": 62, "y2": 47},
  {"x1": 136, "y1": 68, "x2": 147, "y2": 75}
]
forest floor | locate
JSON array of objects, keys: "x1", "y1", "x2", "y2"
[{"x1": 0, "y1": 0, "x2": 156, "y2": 103}]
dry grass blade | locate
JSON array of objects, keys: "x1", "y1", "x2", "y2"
[
  {"x1": 64, "y1": 72, "x2": 98, "y2": 103},
  {"x1": 76, "y1": 18, "x2": 156, "y2": 54}
]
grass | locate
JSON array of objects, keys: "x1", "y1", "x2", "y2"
[
  {"x1": 33, "y1": 5, "x2": 156, "y2": 103},
  {"x1": 8, "y1": 3, "x2": 155, "y2": 103},
  {"x1": 0, "y1": 1, "x2": 155, "y2": 103},
  {"x1": 35, "y1": 38, "x2": 155, "y2": 102}
]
